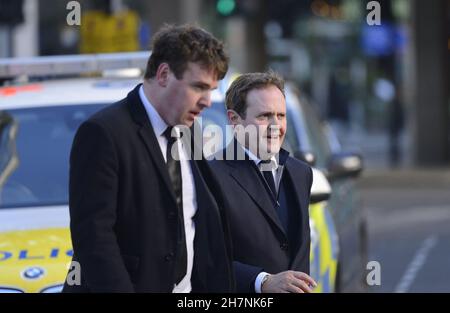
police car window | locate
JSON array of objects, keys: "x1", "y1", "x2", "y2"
[
  {"x1": 284, "y1": 88, "x2": 314, "y2": 155},
  {"x1": 285, "y1": 107, "x2": 300, "y2": 154},
  {"x1": 0, "y1": 113, "x2": 18, "y2": 187},
  {"x1": 0, "y1": 104, "x2": 107, "y2": 209},
  {"x1": 301, "y1": 102, "x2": 331, "y2": 169}
]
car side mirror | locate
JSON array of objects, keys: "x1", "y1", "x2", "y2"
[
  {"x1": 327, "y1": 152, "x2": 363, "y2": 180},
  {"x1": 310, "y1": 168, "x2": 331, "y2": 204},
  {"x1": 294, "y1": 150, "x2": 316, "y2": 167}
]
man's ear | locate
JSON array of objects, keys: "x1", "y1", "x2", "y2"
[
  {"x1": 155, "y1": 63, "x2": 170, "y2": 87},
  {"x1": 227, "y1": 110, "x2": 242, "y2": 125}
]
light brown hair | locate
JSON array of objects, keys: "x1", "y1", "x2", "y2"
[{"x1": 225, "y1": 71, "x2": 285, "y2": 118}]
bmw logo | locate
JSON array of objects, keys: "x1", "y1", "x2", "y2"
[{"x1": 22, "y1": 267, "x2": 45, "y2": 280}]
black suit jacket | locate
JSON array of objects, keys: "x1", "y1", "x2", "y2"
[
  {"x1": 209, "y1": 144, "x2": 312, "y2": 292},
  {"x1": 63, "y1": 84, "x2": 234, "y2": 293}
]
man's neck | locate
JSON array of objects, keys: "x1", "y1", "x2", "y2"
[{"x1": 142, "y1": 80, "x2": 169, "y2": 124}]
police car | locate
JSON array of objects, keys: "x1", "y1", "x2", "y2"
[{"x1": 0, "y1": 52, "x2": 335, "y2": 293}]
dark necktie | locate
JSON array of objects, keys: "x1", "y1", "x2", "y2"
[
  {"x1": 259, "y1": 160, "x2": 277, "y2": 199},
  {"x1": 163, "y1": 126, "x2": 187, "y2": 285},
  {"x1": 260, "y1": 159, "x2": 288, "y2": 232}
]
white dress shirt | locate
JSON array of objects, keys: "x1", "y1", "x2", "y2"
[
  {"x1": 243, "y1": 147, "x2": 284, "y2": 293},
  {"x1": 244, "y1": 147, "x2": 283, "y2": 193},
  {"x1": 139, "y1": 85, "x2": 197, "y2": 293}
]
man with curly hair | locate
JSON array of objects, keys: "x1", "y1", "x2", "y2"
[{"x1": 63, "y1": 24, "x2": 234, "y2": 293}]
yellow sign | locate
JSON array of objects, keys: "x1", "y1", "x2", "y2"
[{"x1": 80, "y1": 10, "x2": 140, "y2": 53}]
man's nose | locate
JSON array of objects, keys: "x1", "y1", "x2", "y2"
[
  {"x1": 268, "y1": 118, "x2": 281, "y2": 133},
  {"x1": 200, "y1": 91, "x2": 212, "y2": 108},
  {"x1": 270, "y1": 115, "x2": 282, "y2": 126}
]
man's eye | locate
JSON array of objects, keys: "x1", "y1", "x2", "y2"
[{"x1": 192, "y1": 85, "x2": 208, "y2": 91}]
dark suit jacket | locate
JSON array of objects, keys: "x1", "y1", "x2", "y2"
[
  {"x1": 63, "y1": 84, "x2": 234, "y2": 293},
  {"x1": 209, "y1": 143, "x2": 312, "y2": 292}
]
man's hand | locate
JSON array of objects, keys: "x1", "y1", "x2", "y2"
[{"x1": 261, "y1": 271, "x2": 317, "y2": 293}]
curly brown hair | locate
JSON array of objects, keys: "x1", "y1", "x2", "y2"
[
  {"x1": 225, "y1": 71, "x2": 285, "y2": 118},
  {"x1": 144, "y1": 24, "x2": 229, "y2": 81}
]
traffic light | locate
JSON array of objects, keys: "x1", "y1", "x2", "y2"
[
  {"x1": 216, "y1": 0, "x2": 261, "y2": 18},
  {"x1": 216, "y1": 0, "x2": 237, "y2": 17}
]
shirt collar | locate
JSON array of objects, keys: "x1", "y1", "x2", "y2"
[
  {"x1": 139, "y1": 84, "x2": 168, "y2": 137},
  {"x1": 243, "y1": 146, "x2": 279, "y2": 170}
]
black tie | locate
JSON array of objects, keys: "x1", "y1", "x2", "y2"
[
  {"x1": 163, "y1": 126, "x2": 187, "y2": 285},
  {"x1": 260, "y1": 160, "x2": 277, "y2": 199}
]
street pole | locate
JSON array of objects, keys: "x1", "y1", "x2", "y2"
[{"x1": 410, "y1": 0, "x2": 449, "y2": 166}]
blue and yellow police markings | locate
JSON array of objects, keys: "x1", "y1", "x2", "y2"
[
  {"x1": 0, "y1": 206, "x2": 340, "y2": 293},
  {"x1": 0, "y1": 228, "x2": 72, "y2": 293},
  {"x1": 309, "y1": 203, "x2": 339, "y2": 293}
]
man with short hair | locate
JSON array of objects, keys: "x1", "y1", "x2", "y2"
[
  {"x1": 210, "y1": 71, "x2": 317, "y2": 293},
  {"x1": 63, "y1": 24, "x2": 234, "y2": 293}
]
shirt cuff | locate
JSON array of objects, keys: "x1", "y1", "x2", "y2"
[{"x1": 255, "y1": 272, "x2": 270, "y2": 293}]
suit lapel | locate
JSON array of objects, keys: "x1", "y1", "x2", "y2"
[
  {"x1": 284, "y1": 158, "x2": 307, "y2": 219},
  {"x1": 225, "y1": 143, "x2": 287, "y2": 238},
  {"x1": 284, "y1": 158, "x2": 309, "y2": 266},
  {"x1": 189, "y1": 159, "x2": 207, "y2": 290},
  {"x1": 126, "y1": 84, "x2": 177, "y2": 205},
  {"x1": 189, "y1": 125, "x2": 234, "y2": 291}
]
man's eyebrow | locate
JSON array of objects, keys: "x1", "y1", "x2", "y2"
[
  {"x1": 191, "y1": 81, "x2": 215, "y2": 89},
  {"x1": 256, "y1": 110, "x2": 286, "y2": 117},
  {"x1": 256, "y1": 111, "x2": 275, "y2": 116}
]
